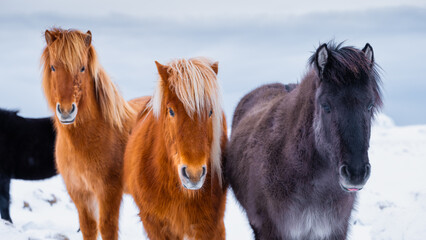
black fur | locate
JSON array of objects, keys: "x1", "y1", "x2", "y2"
[{"x1": 0, "y1": 108, "x2": 57, "y2": 222}]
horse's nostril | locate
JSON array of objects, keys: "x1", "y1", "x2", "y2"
[
  {"x1": 364, "y1": 164, "x2": 371, "y2": 180},
  {"x1": 181, "y1": 166, "x2": 189, "y2": 179},
  {"x1": 201, "y1": 165, "x2": 206, "y2": 177},
  {"x1": 70, "y1": 103, "x2": 76, "y2": 113},
  {"x1": 56, "y1": 103, "x2": 62, "y2": 114},
  {"x1": 340, "y1": 165, "x2": 351, "y2": 179}
]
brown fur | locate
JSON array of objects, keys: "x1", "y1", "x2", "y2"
[
  {"x1": 41, "y1": 28, "x2": 143, "y2": 240},
  {"x1": 124, "y1": 58, "x2": 228, "y2": 239}
]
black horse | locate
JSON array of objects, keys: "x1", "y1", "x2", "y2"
[
  {"x1": 226, "y1": 42, "x2": 382, "y2": 239},
  {"x1": 0, "y1": 108, "x2": 57, "y2": 222}
]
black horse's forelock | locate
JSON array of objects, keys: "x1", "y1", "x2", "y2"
[{"x1": 309, "y1": 41, "x2": 383, "y2": 112}]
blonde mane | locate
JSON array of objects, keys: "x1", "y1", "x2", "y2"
[
  {"x1": 149, "y1": 58, "x2": 224, "y2": 185},
  {"x1": 41, "y1": 28, "x2": 135, "y2": 131}
]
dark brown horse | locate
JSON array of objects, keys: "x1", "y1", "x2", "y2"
[{"x1": 226, "y1": 42, "x2": 382, "y2": 239}]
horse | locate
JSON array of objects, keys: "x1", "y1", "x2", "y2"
[
  {"x1": 225, "y1": 42, "x2": 382, "y2": 240},
  {"x1": 124, "y1": 58, "x2": 228, "y2": 239},
  {"x1": 41, "y1": 28, "x2": 144, "y2": 240},
  {"x1": 0, "y1": 109, "x2": 56, "y2": 223}
]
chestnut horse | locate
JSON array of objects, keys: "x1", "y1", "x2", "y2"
[
  {"x1": 41, "y1": 28, "x2": 144, "y2": 240},
  {"x1": 124, "y1": 58, "x2": 228, "y2": 239}
]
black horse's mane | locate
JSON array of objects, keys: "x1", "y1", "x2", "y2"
[
  {"x1": 308, "y1": 41, "x2": 383, "y2": 111},
  {"x1": 0, "y1": 108, "x2": 19, "y2": 117},
  {"x1": 0, "y1": 109, "x2": 20, "y2": 127}
]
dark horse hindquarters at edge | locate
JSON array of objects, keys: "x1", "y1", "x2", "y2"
[
  {"x1": 0, "y1": 109, "x2": 56, "y2": 222},
  {"x1": 226, "y1": 42, "x2": 382, "y2": 239}
]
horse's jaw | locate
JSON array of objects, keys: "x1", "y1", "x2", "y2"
[
  {"x1": 179, "y1": 174, "x2": 206, "y2": 190},
  {"x1": 339, "y1": 183, "x2": 362, "y2": 193}
]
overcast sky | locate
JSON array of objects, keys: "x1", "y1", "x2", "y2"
[
  {"x1": 1, "y1": 0, "x2": 425, "y2": 18},
  {"x1": 0, "y1": 0, "x2": 425, "y2": 125}
]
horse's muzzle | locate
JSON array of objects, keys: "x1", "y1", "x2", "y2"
[
  {"x1": 179, "y1": 165, "x2": 207, "y2": 190},
  {"x1": 56, "y1": 102, "x2": 78, "y2": 125},
  {"x1": 339, "y1": 163, "x2": 371, "y2": 193}
]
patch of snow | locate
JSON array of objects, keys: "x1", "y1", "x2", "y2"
[{"x1": 373, "y1": 113, "x2": 396, "y2": 129}]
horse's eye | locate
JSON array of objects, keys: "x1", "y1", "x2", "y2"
[
  {"x1": 321, "y1": 104, "x2": 331, "y2": 113},
  {"x1": 51, "y1": 66, "x2": 55, "y2": 72},
  {"x1": 209, "y1": 110, "x2": 213, "y2": 118},
  {"x1": 368, "y1": 103, "x2": 374, "y2": 112},
  {"x1": 80, "y1": 66, "x2": 85, "y2": 72},
  {"x1": 169, "y1": 108, "x2": 175, "y2": 117}
]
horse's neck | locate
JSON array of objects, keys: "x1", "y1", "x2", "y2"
[
  {"x1": 292, "y1": 75, "x2": 337, "y2": 175},
  {"x1": 275, "y1": 72, "x2": 317, "y2": 136},
  {"x1": 56, "y1": 104, "x2": 113, "y2": 147},
  {"x1": 276, "y1": 72, "x2": 327, "y2": 167},
  {"x1": 292, "y1": 71, "x2": 317, "y2": 112}
]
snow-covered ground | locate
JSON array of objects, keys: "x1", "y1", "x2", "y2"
[
  {"x1": 350, "y1": 115, "x2": 426, "y2": 240},
  {"x1": 1, "y1": 114, "x2": 425, "y2": 239},
  {"x1": 1, "y1": 176, "x2": 252, "y2": 239}
]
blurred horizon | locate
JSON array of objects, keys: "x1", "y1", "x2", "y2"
[{"x1": 0, "y1": 0, "x2": 425, "y2": 126}]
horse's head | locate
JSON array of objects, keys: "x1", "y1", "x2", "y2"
[
  {"x1": 42, "y1": 28, "x2": 96, "y2": 125},
  {"x1": 151, "y1": 58, "x2": 223, "y2": 191},
  {"x1": 311, "y1": 42, "x2": 382, "y2": 192}
]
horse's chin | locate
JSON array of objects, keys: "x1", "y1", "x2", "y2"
[
  {"x1": 180, "y1": 177, "x2": 206, "y2": 191},
  {"x1": 56, "y1": 113, "x2": 77, "y2": 125},
  {"x1": 182, "y1": 184, "x2": 203, "y2": 190},
  {"x1": 339, "y1": 182, "x2": 363, "y2": 193},
  {"x1": 59, "y1": 119, "x2": 76, "y2": 125}
]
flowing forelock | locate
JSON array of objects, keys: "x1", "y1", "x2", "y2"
[
  {"x1": 41, "y1": 28, "x2": 95, "y2": 74},
  {"x1": 149, "y1": 57, "x2": 224, "y2": 185},
  {"x1": 309, "y1": 41, "x2": 383, "y2": 112},
  {"x1": 41, "y1": 28, "x2": 135, "y2": 131}
]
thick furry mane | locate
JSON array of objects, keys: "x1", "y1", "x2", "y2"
[
  {"x1": 149, "y1": 57, "x2": 224, "y2": 185},
  {"x1": 309, "y1": 41, "x2": 383, "y2": 111},
  {"x1": 41, "y1": 28, "x2": 135, "y2": 131}
]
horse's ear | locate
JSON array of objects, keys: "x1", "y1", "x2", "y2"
[
  {"x1": 45, "y1": 30, "x2": 56, "y2": 45},
  {"x1": 155, "y1": 61, "x2": 169, "y2": 82},
  {"x1": 362, "y1": 43, "x2": 374, "y2": 65},
  {"x1": 84, "y1": 31, "x2": 92, "y2": 47},
  {"x1": 211, "y1": 61, "x2": 219, "y2": 75},
  {"x1": 315, "y1": 43, "x2": 329, "y2": 75}
]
